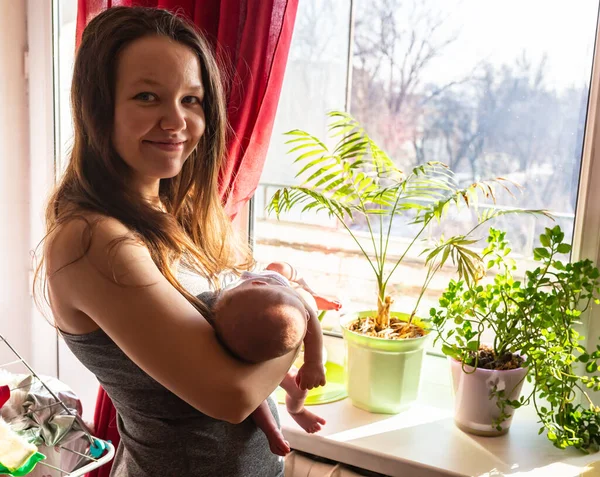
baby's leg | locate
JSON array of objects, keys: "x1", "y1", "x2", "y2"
[
  {"x1": 251, "y1": 400, "x2": 290, "y2": 456},
  {"x1": 281, "y1": 368, "x2": 326, "y2": 434}
]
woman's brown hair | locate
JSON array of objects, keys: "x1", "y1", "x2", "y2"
[{"x1": 35, "y1": 6, "x2": 253, "y2": 315}]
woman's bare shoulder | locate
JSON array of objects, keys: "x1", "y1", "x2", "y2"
[
  {"x1": 44, "y1": 211, "x2": 141, "y2": 332},
  {"x1": 45, "y1": 211, "x2": 147, "y2": 280}
]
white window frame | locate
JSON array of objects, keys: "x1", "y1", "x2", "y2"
[
  {"x1": 26, "y1": 0, "x2": 59, "y2": 376},
  {"x1": 572, "y1": 13, "x2": 600, "y2": 380}
]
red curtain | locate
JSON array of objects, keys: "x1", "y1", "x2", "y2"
[{"x1": 76, "y1": 1, "x2": 298, "y2": 475}]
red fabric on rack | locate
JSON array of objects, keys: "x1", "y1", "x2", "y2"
[
  {"x1": 76, "y1": 2, "x2": 298, "y2": 476},
  {"x1": 86, "y1": 387, "x2": 119, "y2": 477},
  {"x1": 0, "y1": 385, "x2": 9, "y2": 409}
]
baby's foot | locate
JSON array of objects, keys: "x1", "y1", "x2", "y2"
[
  {"x1": 289, "y1": 408, "x2": 326, "y2": 434},
  {"x1": 265, "y1": 427, "x2": 291, "y2": 456}
]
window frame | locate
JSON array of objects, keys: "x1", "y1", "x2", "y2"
[
  {"x1": 26, "y1": 0, "x2": 60, "y2": 376},
  {"x1": 571, "y1": 11, "x2": 600, "y2": 397}
]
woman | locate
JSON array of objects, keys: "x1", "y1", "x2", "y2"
[{"x1": 36, "y1": 6, "x2": 302, "y2": 476}]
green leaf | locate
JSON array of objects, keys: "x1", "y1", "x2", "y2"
[
  {"x1": 442, "y1": 344, "x2": 459, "y2": 358},
  {"x1": 578, "y1": 353, "x2": 590, "y2": 363},
  {"x1": 557, "y1": 243, "x2": 571, "y2": 254},
  {"x1": 466, "y1": 340, "x2": 479, "y2": 352},
  {"x1": 300, "y1": 162, "x2": 338, "y2": 184},
  {"x1": 586, "y1": 362, "x2": 598, "y2": 373},
  {"x1": 287, "y1": 142, "x2": 319, "y2": 154}
]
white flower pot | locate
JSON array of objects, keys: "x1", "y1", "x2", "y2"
[{"x1": 450, "y1": 358, "x2": 528, "y2": 436}]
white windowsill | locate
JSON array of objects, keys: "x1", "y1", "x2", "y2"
[{"x1": 277, "y1": 336, "x2": 600, "y2": 477}]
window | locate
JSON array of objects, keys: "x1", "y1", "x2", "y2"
[
  {"x1": 56, "y1": 0, "x2": 78, "y2": 173},
  {"x1": 253, "y1": 0, "x2": 600, "y2": 337},
  {"x1": 53, "y1": 0, "x2": 99, "y2": 420}
]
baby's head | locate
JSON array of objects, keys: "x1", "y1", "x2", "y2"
[{"x1": 212, "y1": 278, "x2": 309, "y2": 363}]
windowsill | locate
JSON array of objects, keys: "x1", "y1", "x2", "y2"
[{"x1": 277, "y1": 336, "x2": 600, "y2": 477}]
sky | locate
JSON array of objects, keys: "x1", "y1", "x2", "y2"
[{"x1": 415, "y1": 0, "x2": 599, "y2": 91}]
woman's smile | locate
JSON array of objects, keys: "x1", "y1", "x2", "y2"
[{"x1": 142, "y1": 139, "x2": 186, "y2": 152}]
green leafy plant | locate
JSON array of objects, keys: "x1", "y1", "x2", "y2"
[
  {"x1": 432, "y1": 225, "x2": 600, "y2": 452},
  {"x1": 268, "y1": 111, "x2": 549, "y2": 337}
]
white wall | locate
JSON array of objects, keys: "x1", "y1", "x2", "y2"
[{"x1": 0, "y1": 1, "x2": 31, "y2": 367}]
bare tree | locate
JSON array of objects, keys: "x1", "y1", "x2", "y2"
[
  {"x1": 412, "y1": 54, "x2": 588, "y2": 251},
  {"x1": 351, "y1": 0, "x2": 459, "y2": 167},
  {"x1": 293, "y1": 0, "x2": 340, "y2": 62}
]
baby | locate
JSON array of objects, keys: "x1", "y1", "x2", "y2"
[{"x1": 199, "y1": 262, "x2": 340, "y2": 456}]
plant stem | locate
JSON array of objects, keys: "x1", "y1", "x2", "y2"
[
  {"x1": 351, "y1": 176, "x2": 382, "y2": 274},
  {"x1": 331, "y1": 208, "x2": 381, "y2": 281},
  {"x1": 410, "y1": 262, "x2": 441, "y2": 323},
  {"x1": 383, "y1": 220, "x2": 430, "y2": 291},
  {"x1": 381, "y1": 182, "x2": 408, "y2": 266}
]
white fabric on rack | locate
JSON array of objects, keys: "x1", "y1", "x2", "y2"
[{"x1": 284, "y1": 451, "x2": 366, "y2": 477}]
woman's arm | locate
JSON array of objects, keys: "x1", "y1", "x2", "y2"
[{"x1": 47, "y1": 217, "x2": 302, "y2": 424}]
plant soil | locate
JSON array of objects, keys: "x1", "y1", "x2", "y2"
[
  {"x1": 347, "y1": 316, "x2": 427, "y2": 340},
  {"x1": 469, "y1": 345, "x2": 524, "y2": 370}
]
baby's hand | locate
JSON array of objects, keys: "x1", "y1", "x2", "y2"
[
  {"x1": 313, "y1": 294, "x2": 342, "y2": 311},
  {"x1": 296, "y1": 362, "x2": 326, "y2": 390}
]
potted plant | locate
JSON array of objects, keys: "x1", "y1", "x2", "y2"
[
  {"x1": 432, "y1": 225, "x2": 600, "y2": 452},
  {"x1": 268, "y1": 111, "x2": 547, "y2": 414}
]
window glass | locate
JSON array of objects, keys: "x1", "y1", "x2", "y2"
[
  {"x1": 57, "y1": 0, "x2": 78, "y2": 174},
  {"x1": 254, "y1": 0, "x2": 599, "y2": 334}
]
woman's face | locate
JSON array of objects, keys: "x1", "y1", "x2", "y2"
[{"x1": 112, "y1": 35, "x2": 206, "y2": 201}]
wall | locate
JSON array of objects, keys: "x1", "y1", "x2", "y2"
[{"x1": 0, "y1": 1, "x2": 31, "y2": 367}]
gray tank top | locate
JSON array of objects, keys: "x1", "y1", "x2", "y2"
[{"x1": 60, "y1": 271, "x2": 284, "y2": 476}]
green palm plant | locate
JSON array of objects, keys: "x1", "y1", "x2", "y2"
[{"x1": 268, "y1": 111, "x2": 550, "y2": 336}]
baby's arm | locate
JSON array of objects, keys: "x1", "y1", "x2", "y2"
[
  {"x1": 292, "y1": 288, "x2": 326, "y2": 390},
  {"x1": 265, "y1": 261, "x2": 297, "y2": 282},
  {"x1": 265, "y1": 262, "x2": 341, "y2": 311}
]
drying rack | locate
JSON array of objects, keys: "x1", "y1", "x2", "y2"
[{"x1": 0, "y1": 333, "x2": 114, "y2": 476}]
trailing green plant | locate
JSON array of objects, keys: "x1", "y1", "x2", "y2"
[
  {"x1": 268, "y1": 111, "x2": 549, "y2": 336},
  {"x1": 432, "y1": 225, "x2": 600, "y2": 452}
]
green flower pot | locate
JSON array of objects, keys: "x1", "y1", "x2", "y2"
[{"x1": 340, "y1": 311, "x2": 430, "y2": 414}]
